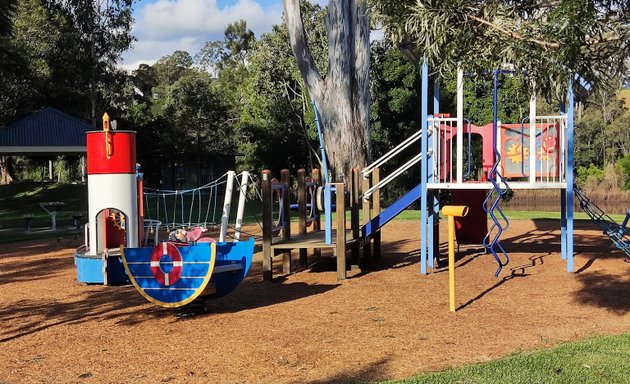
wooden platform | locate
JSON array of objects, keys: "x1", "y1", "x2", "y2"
[{"x1": 270, "y1": 230, "x2": 357, "y2": 250}]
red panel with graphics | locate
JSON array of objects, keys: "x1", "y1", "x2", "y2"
[{"x1": 87, "y1": 131, "x2": 136, "y2": 174}]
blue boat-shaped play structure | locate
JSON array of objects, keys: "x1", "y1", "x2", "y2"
[{"x1": 121, "y1": 239, "x2": 254, "y2": 307}]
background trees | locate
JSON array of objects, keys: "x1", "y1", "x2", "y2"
[{"x1": 1, "y1": 0, "x2": 629, "y2": 193}]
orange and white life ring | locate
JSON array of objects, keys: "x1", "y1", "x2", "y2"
[{"x1": 150, "y1": 242, "x2": 183, "y2": 286}]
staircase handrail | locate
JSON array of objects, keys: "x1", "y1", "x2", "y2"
[
  {"x1": 363, "y1": 153, "x2": 422, "y2": 200},
  {"x1": 362, "y1": 130, "x2": 422, "y2": 176}
]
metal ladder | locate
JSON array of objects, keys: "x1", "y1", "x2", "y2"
[
  {"x1": 482, "y1": 69, "x2": 512, "y2": 277},
  {"x1": 575, "y1": 185, "x2": 630, "y2": 261},
  {"x1": 482, "y1": 167, "x2": 511, "y2": 276}
]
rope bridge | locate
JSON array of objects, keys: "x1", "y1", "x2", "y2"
[{"x1": 142, "y1": 171, "x2": 256, "y2": 242}]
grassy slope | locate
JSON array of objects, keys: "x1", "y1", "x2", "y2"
[
  {"x1": 0, "y1": 182, "x2": 88, "y2": 228},
  {"x1": 383, "y1": 333, "x2": 630, "y2": 384}
]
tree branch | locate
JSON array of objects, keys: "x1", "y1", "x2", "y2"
[
  {"x1": 283, "y1": 0, "x2": 324, "y2": 98},
  {"x1": 468, "y1": 14, "x2": 560, "y2": 49}
]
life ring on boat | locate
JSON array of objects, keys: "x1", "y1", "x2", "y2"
[{"x1": 150, "y1": 242, "x2": 183, "y2": 286}]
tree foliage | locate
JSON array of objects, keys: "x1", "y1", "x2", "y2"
[
  {"x1": 370, "y1": 0, "x2": 630, "y2": 98},
  {"x1": 0, "y1": 0, "x2": 133, "y2": 125}
]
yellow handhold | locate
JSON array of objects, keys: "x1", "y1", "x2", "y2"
[
  {"x1": 102, "y1": 113, "x2": 110, "y2": 132},
  {"x1": 441, "y1": 205, "x2": 469, "y2": 313},
  {"x1": 103, "y1": 112, "x2": 112, "y2": 159},
  {"x1": 442, "y1": 205, "x2": 469, "y2": 218}
]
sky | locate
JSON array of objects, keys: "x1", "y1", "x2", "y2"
[{"x1": 121, "y1": 0, "x2": 328, "y2": 71}]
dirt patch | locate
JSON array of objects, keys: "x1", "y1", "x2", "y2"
[{"x1": 1, "y1": 220, "x2": 629, "y2": 383}]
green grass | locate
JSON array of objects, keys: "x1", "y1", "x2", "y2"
[
  {"x1": 0, "y1": 182, "x2": 625, "y2": 243},
  {"x1": 390, "y1": 209, "x2": 626, "y2": 222},
  {"x1": 382, "y1": 333, "x2": 630, "y2": 384},
  {"x1": 0, "y1": 182, "x2": 88, "y2": 228}
]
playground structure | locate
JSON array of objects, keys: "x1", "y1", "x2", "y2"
[
  {"x1": 575, "y1": 186, "x2": 630, "y2": 262},
  {"x1": 259, "y1": 66, "x2": 579, "y2": 284},
  {"x1": 261, "y1": 168, "x2": 363, "y2": 280},
  {"x1": 265, "y1": 63, "x2": 625, "y2": 291},
  {"x1": 74, "y1": 114, "x2": 255, "y2": 307},
  {"x1": 359, "y1": 64, "x2": 580, "y2": 280}
]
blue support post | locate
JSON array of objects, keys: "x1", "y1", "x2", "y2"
[
  {"x1": 325, "y1": 184, "x2": 332, "y2": 244},
  {"x1": 567, "y1": 79, "x2": 575, "y2": 272},
  {"x1": 312, "y1": 102, "x2": 332, "y2": 245},
  {"x1": 561, "y1": 189, "x2": 567, "y2": 260},
  {"x1": 420, "y1": 59, "x2": 429, "y2": 274},
  {"x1": 428, "y1": 79, "x2": 440, "y2": 267},
  {"x1": 560, "y1": 101, "x2": 567, "y2": 261},
  {"x1": 427, "y1": 114, "x2": 435, "y2": 268}
]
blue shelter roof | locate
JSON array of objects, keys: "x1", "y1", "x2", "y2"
[{"x1": 0, "y1": 107, "x2": 92, "y2": 154}]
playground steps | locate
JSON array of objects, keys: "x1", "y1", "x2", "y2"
[{"x1": 362, "y1": 183, "x2": 423, "y2": 238}]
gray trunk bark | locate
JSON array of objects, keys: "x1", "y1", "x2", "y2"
[{"x1": 284, "y1": 0, "x2": 370, "y2": 182}]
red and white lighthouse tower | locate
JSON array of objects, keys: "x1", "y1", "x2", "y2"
[{"x1": 86, "y1": 113, "x2": 139, "y2": 255}]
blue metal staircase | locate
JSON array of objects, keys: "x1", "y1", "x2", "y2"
[
  {"x1": 575, "y1": 185, "x2": 630, "y2": 262},
  {"x1": 362, "y1": 183, "x2": 423, "y2": 238}
]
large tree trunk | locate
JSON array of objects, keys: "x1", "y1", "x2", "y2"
[{"x1": 284, "y1": 0, "x2": 370, "y2": 182}]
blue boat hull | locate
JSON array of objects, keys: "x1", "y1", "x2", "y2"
[{"x1": 121, "y1": 238, "x2": 254, "y2": 307}]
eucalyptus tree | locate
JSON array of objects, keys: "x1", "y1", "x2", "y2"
[
  {"x1": 284, "y1": 0, "x2": 371, "y2": 182},
  {"x1": 239, "y1": 2, "x2": 328, "y2": 174}
]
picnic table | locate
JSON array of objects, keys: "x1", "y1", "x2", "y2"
[{"x1": 40, "y1": 202, "x2": 65, "y2": 231}]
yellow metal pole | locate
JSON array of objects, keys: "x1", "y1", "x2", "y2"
[
  {"x1": 448, "y1": 214, "x2": 456, "y2": 312},
  {"x1": 441, "y1": 205, "x2": 469, "y2": 313}
]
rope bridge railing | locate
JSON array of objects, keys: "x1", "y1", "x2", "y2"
[{"x1": 142, "y1": 171, "x2": 252, "y2": 242}]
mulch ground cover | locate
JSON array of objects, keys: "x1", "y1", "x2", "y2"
[{"x1": 1, "y1": 220, "x2": 629, "y2": 383}]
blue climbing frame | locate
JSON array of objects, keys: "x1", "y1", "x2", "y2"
[{"x1": 418, "y1": 58, "x2": 576, "y2": 274}]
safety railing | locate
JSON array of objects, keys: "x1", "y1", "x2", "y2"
[
  {"x1": 532, "y1": 115, "x2": 567, "y2": 184},
  {"x1": 428, "y1": 117, "x2": 458, "y2": 183},
  {"x1": 362, "y1": 130, "x2": 423, "y2": 200}
]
